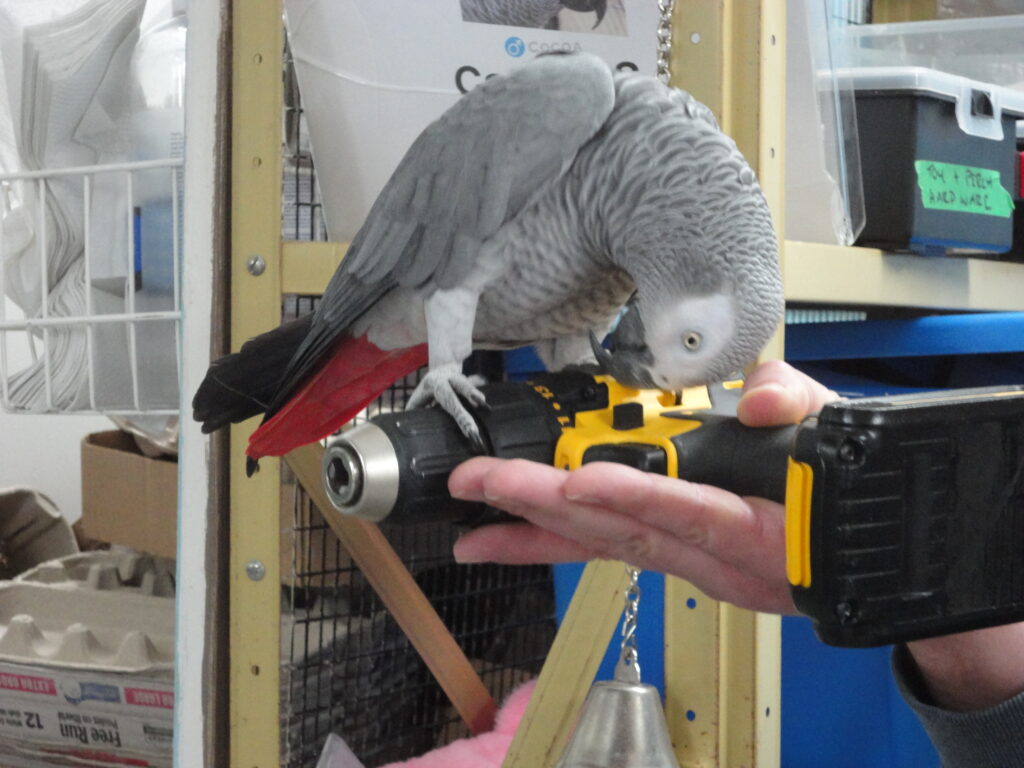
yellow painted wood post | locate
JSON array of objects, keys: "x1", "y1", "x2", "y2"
[
  {"x1": 664, "y1": 578, "x2": 721, "y2": 766},
  {"x1": 665, "y1": 1, "x2": 785, "y2": 766},
  {"x1": 281, "y1": 241, "x2": 349, "y2": 295},
  {"x1": 229, "y1": 2, "x2": 283, "y2": 767}
]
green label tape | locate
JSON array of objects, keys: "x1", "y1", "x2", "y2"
[{"x1": 915, "y1": 160, "x2": 1015, "y2": 218}]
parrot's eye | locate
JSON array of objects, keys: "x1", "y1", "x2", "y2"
[{"x1": 682, "y1": 331, "x2": 703, "y2": 351}]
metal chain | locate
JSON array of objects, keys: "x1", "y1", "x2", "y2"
[
  {"x1": 618, "y1": 1, "x2": 671, "y2": 678},
  {"x1": 615, "y1": 565, "x2": 643, "y2": 683},
  {"x1": 656, "y1": 0, "x2": 675, "y2": 84}
]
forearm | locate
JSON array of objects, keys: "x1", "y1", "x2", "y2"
[
  {"x1": 906, "y1": 623, "x2": 1024, "y2": 711},
  {"x1": 893, "y1": 623, "x2": 1024, "y2": 767}
]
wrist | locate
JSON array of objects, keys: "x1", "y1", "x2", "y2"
[{"x1": 906, "y1": 623, "x2": 1024, "y2": 712}]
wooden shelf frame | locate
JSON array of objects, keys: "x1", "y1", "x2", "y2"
[
  {"x1": 228, "y1": 4, "x2": 284, "y2": 767},
  {"x1": 785, "y1": 241, "x2": 1024, "y2": 312}
]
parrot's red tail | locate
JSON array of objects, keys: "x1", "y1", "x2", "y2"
[{"x1": 246, "y1": 334, "x2": 428, "y2": 465}]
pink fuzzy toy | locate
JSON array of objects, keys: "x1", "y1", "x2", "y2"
[{"x1": 380, "y1": 679, "x2": 536, "y2": 768}]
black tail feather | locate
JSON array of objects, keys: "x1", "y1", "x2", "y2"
[{"x1": 192, "y1": 314, "x2": 314, "y2": 434}]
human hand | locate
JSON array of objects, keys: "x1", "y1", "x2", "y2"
[
  {"x1": 450, "y1": 361, "x2": 1024, "y2": 713},
  {"x1": 449, "y1": 360, "x2": 838, "y2": 614}
]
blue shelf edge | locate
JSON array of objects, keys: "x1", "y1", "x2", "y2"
[{"x1": 786, "y1": 312, "x2": 1024, "y2": 361}]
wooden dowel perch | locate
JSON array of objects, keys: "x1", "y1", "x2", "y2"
[{"x1": 285, "y1": 442, "x2": 497, "y2": 735}]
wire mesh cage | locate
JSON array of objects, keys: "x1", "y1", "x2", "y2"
[
  {"x1": 281, "y1": 484, "x2": 557, "y2": 768},
  {"x1": 278, "y1": 49, "x2": 558, "y2": 768},
  {"x1": 0, "y1": 158, "x2": 183, "y2": 416}
]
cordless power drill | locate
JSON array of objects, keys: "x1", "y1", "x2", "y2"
[{"x1": 320, "y1": 370, "x2": 1024, "y2": 647}]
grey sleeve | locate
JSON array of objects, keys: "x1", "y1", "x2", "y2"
[{"x1": 892, "y1": 645, "x2": 1024, "y2": 767}]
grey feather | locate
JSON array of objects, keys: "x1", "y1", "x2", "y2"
[
  {"x1": 263, "y1": 53, "x2": 616, "y2": 418},
  {"x1": 436, "y1": 233, "x2": 481, "y2": 291},
  {"x1": 402, "y1": 226, "x2": 452, "y2": 288},
  {"x1": 472, "y1": 68, "x2": 782, "y2": 387}
]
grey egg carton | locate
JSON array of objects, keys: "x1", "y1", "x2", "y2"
[
  {"x1": 15, "y1": 547, "x2": 175, "y2": 597},
  {"x1": 0, "y1": 548, "x2": 175, "y2": 675}
]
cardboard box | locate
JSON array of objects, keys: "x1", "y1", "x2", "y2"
[
  {"x1": 80, "y1": 430, "x2": 351, "y2": 579},
  {"x1": 0, "y1": 660, "x2": 174, "y2": 768},
  {"x1": 80, "y1": 431, "x2": 177, "y2": 560}
]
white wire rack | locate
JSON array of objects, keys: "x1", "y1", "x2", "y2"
[{"x1": 0, "y1": 158, "x2": 183, "y2": 416}]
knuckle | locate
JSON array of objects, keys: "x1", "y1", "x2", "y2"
[
  {"x1": 678, "y1": 522, "x2": 709, "y2": 547},
  {"x1": 680, "y1": 485, "x2": 711, "y2": 548},
  {"x1": 613, "y1": 531, "x2": 655, "y2": 562}
]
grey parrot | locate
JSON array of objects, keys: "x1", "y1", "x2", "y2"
[
  {"x1": 193, "y1": 53, "x2": 783, "y2": 472},
  {"x1": 460, "y1": 0, "x2": 607, "y2": 29}
]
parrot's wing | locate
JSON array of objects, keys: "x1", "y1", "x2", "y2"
[
  {"x1": 345, "y1": 53, "x2": 616, "y2": 291},
  {"x1": 266, "y1": 53, "x2": 617, "y2": 416},
  {"x1": 659, "y1": 82, "x2": 720, "y2": 131}
]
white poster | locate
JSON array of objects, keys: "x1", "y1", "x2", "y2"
[{"x1": 284, "y1": 0, "x2": 661, "y2": 240}]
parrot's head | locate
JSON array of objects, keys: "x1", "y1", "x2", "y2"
[
  {"x1": 593, "y1": 290, "x2": 757, "y2": 391},
  {"x1": 598, "y1": 155, "x2": 784, "y2": 391},
  {"x1": 583, "y1": 74, "x2": 783, "y2": 392}
]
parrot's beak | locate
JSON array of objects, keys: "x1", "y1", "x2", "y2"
[
  {"x1": 589, "y1": 330, "x2": 657, "y2": 390},
  {"x1": 591, "y1": 299, "x2": 659, "y2": 389},
  {"x1": 562, "y1": 0, "x2": 607, "y2": 27}
]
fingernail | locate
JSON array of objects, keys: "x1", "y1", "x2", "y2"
[
  {"x1": 564, "y1": 492, "x2": 599, "y2": 504},
  {"x1": 453, "y1": 541, "x2": 484, "y2": 564},
  {"x1": 742, "y1": 382, "x2": 797, "y2": 410},
  {"x1": 450, "y1": 485, "x2": 467, "y2": 500},
  {"x1": 743, "y1": 382, "x2": 785, "y2": 397}
]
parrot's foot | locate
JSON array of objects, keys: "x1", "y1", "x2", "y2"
[{"x1": 407, "y1": 364, "x2": 488, "y2": 452}]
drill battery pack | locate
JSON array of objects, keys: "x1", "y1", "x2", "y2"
[{"x1": 788, "y1": 386, "x2": 1024, "y2": 646}]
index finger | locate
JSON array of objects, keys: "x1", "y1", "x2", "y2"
[{"x1": 453, "y1": 457, "x2": 783, "y2": 580}]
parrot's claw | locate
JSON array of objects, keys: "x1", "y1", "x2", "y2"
[{"x1": 407, "y1": 365, "x2": 489, "y2": 452}]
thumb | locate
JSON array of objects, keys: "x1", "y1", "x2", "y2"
[{"x1": 737, "y1": 361, "x2": 839, "y2": 427}]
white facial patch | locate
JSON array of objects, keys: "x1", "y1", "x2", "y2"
[{"x1": 646, "y1": 292, "x2": 735, "y2": 388}]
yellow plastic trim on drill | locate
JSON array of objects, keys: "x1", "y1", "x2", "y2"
[
  {"x1": 552, "y1": 376, "x2": 704, "y2": 475},
  {"x1": 785, "y1": 457, "x2": 814, "y2": 588}
]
